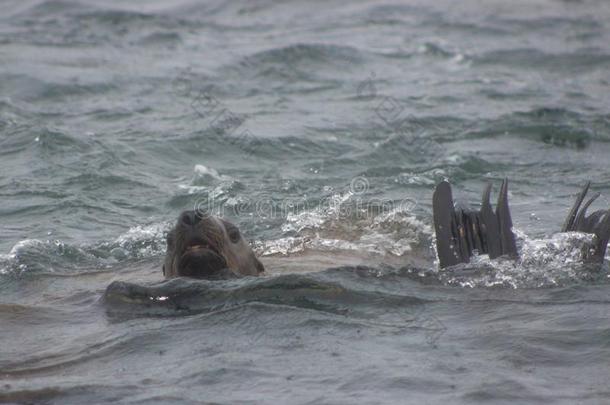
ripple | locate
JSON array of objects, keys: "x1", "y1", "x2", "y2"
[
  {"x1": 465, "y1": 107, "x2": 604, "y2": 146},
  {"x1": 103, "y1": 268, "x2": 430, "y2": 320},
  {"x1": 0, "y1": 74, "x2": 117, "y2": 102},
  {"x1": 230, "y1": 43, "x2": 364, "y2": 83},
  {"x1": 475, "y1": 48, "x2": 610, "y2": 73}
]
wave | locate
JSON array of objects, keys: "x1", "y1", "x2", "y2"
[
  {"x1": 0, "y1": 222, "x2": 170, "y2": 276},
  {"x1": 492, "y1": 16, "x2": 603, "y2": 34},
  {"x1": 474, "y1": 48, "x2": 610, "y2": 73},
  {"x1": 243, "y1": 43, "x2": 363, "y2": 68},
  {"x1": 103, "y1": 267, "x2": 432, "y2": 320},
  {"x1": 4, "y1": 1, "x2": 191, "y2": 49},
  {"x1": 463, "y1": 108, "x2": 610, "y2": 146},
  {"x1": 5, "y1": 0, "x2": 94, "y2": 19},
  {"x1": 0, "y1": 73, "x2": 117, "y2": 103},
  {"x1": 225, "y1": 43, "x2": 364, "y2": 84}
]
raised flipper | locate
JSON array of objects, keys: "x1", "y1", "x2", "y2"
[
  {"x1": 433, "y1": 181, "x2": 463, "y2": 268},
  {"x1": 573, "y1": 193, "x2": 600, "y2": 231},
  {"x1": 562, "y1": 183, "x2": 610, "y2": 263},
  {"x1": 561, "y1": 181, "x2": 590, "y2": 232},
  {"x1": 496, "y1": 179, "x2": 518, "y2": 259},
  {"x1": 433, "y1": 179, "x2": 518, "y2": 269},
  {"x1": 480, "y1": 182, "x2": 500, "y2": 258}
]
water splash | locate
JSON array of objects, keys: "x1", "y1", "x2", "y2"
[
  {"x1": 261, "y1": 188, "x2": 432, "y2": 258},
  {"x1": 177, "y1": 164, "x2": 236, "y2": 195},
  {"x1": 438, "y1": 230, "x2": 604, "y2": 288},
  {"x1": 0, "y1": 222, "x2": 170, "y2": 276}
]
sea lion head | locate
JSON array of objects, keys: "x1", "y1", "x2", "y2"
[{"x1": 163, "y1": 210, "x2": 265, "y2": 279}]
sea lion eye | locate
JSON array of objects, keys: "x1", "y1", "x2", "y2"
[{"x1": 227, "y1": 225, "x2": 241, "y2": 243}]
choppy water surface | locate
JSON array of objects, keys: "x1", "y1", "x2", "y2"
[{"x1": 2, "y1": 0, "x2": 610, "y2": 403}]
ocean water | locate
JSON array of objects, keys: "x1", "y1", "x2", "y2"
[{"x1": 1, "y1": 0, "x2": 610, "y2": 403}]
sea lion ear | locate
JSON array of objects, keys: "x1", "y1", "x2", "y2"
[
  {"x1": 253, "y1": 257, "x2": 265, "y2": 274},
  {"x1": 162, "y1": 264, "x2": 166, "y2": 276}
]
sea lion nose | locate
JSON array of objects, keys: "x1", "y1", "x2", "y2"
[{"x1": 180, "y1": 210, "x2": 202, "y2": 226}]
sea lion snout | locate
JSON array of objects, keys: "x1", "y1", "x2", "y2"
[
  {"x1": 179, "y1": 210, "x2": 205, "y2": 227},
  {"x1": 163, "y1": 211, "x2": 265, "y2": 279}
]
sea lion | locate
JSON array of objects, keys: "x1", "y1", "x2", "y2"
[{"x1": 163, "y1": 210, "x2": 265, "y2": 279}]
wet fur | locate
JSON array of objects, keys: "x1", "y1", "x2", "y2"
[{"x1": 164, "y1": 212, "x2": 264, "y2": 279}]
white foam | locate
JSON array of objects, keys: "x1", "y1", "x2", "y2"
[
  {"x1": 177, "y1": 184, "x2": 208, "y2": 194},
  {"x1": 8, "y1": 238, "x2": 45, "y2": 255},
  {"x1": 439, "y1": 230, "x2": 601, "y2": 288},
  {"x1": 177, "y1": 165, "x2": 237, "y2": 198},
  {"x1": 193, "y1": 164, "x2": 231, "y2": 181},
  {"x1": 0, "y1": 222, "x2": 167, "y2": 276},
  {"x1": 264, "y1": 191, "x2": 431, "y2": 258},
  {"x1": 109, "y1": 222, "x2": 170, "y2": 259},
  {"x1": 0, "y1": 239, "x2": 51, "y2": 275},
  {"x1": 114, "y1": 223, "x2": 168, "y2": 244},
  {"x1": 517, "y1": 230, "x2": 596, "y2": 267},
  {"x1": 281, "y1": 191, "x2": 353, "y2": 234}
]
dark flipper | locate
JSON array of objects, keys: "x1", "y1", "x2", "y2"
[
  {"x1": 496, "y1": 179, "x2": 518, "y2": 259},
  {"x1": 480, "y1": 182, "x2": 500, "y2": 258},
  {"x1": 592, "y1": 213, "x2": 610, "y2": 263},
  {"x1": 573, "y1": 193, "x2": 600, "y2": 231},
  {"x1": 562, "y1": 183, "x2": 610, "y2": 263},
  {"x1": 561, "y1": 182, "x2": 590, "y2": 232},
  {"x1": 433, "y1": 180, "x2": 610, "y2": 268},
  {"x1": 433, "y1": 181, "x2": 462, "y2": 268},
  {"x1": 433, "y1": 179, "x2": 518, "y2": 269}
]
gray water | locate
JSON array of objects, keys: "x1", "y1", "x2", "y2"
[{"x1": 1, "y1": 0, "x2": 610, "y2": 403}]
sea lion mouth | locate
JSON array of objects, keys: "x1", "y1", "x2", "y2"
[
  {"x1": 180, "y1": 237, "x2": 218, "y2": 257},
  {"x1": 183, "y1": 243, "x2": 213, "y2": 256},
  {"x1": 178, "y1": 238, "x2": 228, "y2": 279}
]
